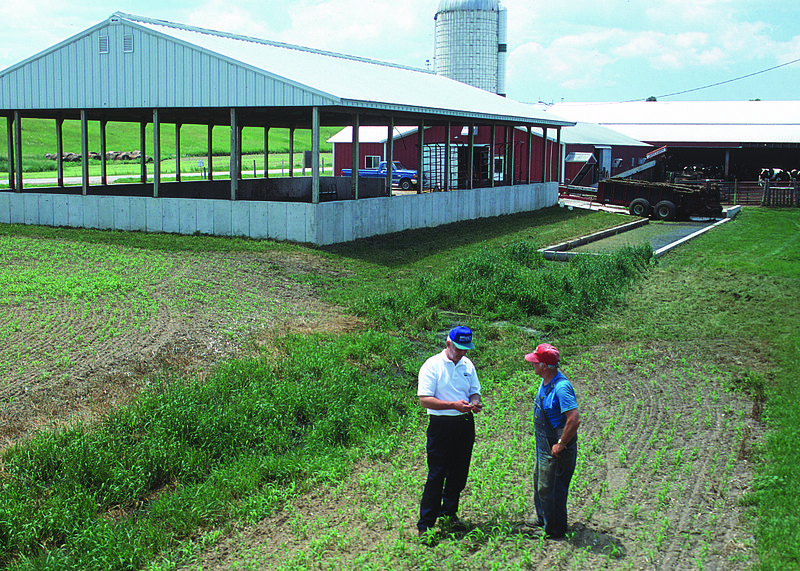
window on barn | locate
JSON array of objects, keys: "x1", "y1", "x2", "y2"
[
  {"x1": 365, "y1": 155, "x2": 381, "y2": 169},
  {"x1": 99, "y1": 36, "x2": 109, "y2": 54},
  {"x1": 123, "y1": 34, "x2": 134, "y2": 53}
]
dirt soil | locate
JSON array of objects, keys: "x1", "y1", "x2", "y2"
[
  {"x1": 0, "y1": 248, "x2": 360, "y2": 449},
  {"x1": 1, "y1": 239, "x2": 764, "y2": 571}
]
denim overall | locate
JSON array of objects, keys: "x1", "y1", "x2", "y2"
[{"x1": 533, "y1": 378, "x2": 577, "y2": 537}]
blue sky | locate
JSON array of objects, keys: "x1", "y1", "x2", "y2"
[{"x1": 1, "y1": 0, "x2": 798, "y2": 104}]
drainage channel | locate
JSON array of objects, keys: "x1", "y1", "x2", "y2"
[{"x1": 541, "y1": 206, "x2": 741, "y2": 260}]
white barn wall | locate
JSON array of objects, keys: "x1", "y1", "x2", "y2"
[{"x1": 0, "y1": 182, "x2": 557, "y2": 245}]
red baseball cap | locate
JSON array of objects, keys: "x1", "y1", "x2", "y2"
[{"x1": 525, "y1": 343, "x2": 560, "y2": 366}]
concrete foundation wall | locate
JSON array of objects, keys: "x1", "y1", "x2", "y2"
[{"x1": 0, "y1": 182, "x2": 557, "y2": 245}]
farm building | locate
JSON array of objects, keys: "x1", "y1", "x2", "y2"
[
  {"x1": 554, "y1": 121, "x2": 652, "y2": 187},
  {"x1": 547, "y1": 100, "x2": 800, "y2": 182},
  {"x1": 0, "y1": 12, "x2": 573, "y2": 245},
  {"x1": 328, "y1": 120, "x2": 651, "y2": 190},
  {"x1": 328, "y1": 124, "x2": 563, "y2": 191}
]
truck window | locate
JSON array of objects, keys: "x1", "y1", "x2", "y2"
[{"x1": 365, "y1": 156, "x2": 381, "y2": 169}]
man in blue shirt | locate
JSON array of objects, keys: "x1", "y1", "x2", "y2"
[
  {"x1": 525, "y1": 343, "x2": 581, "y2": 538},
  {"x1": 417, "y1": 326, "x2": 483, "y2": 541}
]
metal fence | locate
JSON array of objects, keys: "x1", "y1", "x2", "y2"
[{"x1": 719, "y1": 180, "x2": 799, "y2": 207}]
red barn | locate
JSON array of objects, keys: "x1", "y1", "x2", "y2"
[{"x1": 329, "y1": 124, "x2": 561, "y2": 190}]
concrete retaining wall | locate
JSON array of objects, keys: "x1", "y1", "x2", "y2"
[{"x1": 0, "y1": 182, "x2": 557, "y2": 245}]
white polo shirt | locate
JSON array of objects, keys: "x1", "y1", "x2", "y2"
[{"x1": 418, "y1": 349, "x2": 481, "y2": 416}]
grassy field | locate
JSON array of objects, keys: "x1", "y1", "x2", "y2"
[
  {"x1": 0, "y1": 207, "x2": 797, "y2": 570},
  {"x1": 0, "y1": 117, "x2": 340, "y2": 179}
]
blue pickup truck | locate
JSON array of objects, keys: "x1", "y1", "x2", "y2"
[{"x1": 341, "y1": 161, "x2": 419, "y2": 190}]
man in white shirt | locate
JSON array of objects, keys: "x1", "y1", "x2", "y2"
[{"x1": 416, "y1": 326, "x2": 483, "y2": 541}]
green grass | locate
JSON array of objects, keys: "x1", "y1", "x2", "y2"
[
  {"x1": 576, "y1": 208, "x2": 800, "y2": 570},
  {"x1": 0, "y1": 332, "x2": 415, "y2": 570},
  {"x1": 0, "y1": 207, "x2": 798, "y2": 569}
]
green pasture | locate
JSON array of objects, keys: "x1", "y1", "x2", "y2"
[
  {"x1": 0, "y1": 207, "x2": 797, "y2": 570},
  {"x1": 0, "y1": 117, "x2": 339, "y2": 179}
]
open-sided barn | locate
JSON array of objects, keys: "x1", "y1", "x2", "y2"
[{"x1": 0, "y1": 12, "x2": 573, "y2": 244}]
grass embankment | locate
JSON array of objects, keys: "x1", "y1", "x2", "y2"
[
  {"x1": 0, "y1": 207, "x2": 798, "y2": 570},
  {"x1": 0, "y1": 117, "x2": 339, "y2": 180}
]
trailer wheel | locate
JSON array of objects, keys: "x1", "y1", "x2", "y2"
[
  {"x1": 628, "y1": 198, "x2": 651, "y2": 217},
  {"x1": 654, "y1": 200, "x2": 677, "y2": 221}
]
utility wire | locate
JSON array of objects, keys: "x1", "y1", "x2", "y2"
[{"x1": 623, "y1": 56, "x2": 800, "y2": 102}]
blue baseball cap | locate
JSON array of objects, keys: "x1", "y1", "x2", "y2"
[{"x1": 448, "y1": 326, "x2": 475, "y2": 350}]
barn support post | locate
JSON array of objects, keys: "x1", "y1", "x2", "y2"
[
  {"x1": 468, "y1": 123, "x2": 475, "y2": 189},
  {"x1": 230, "y1": 108, "x2": 239, "y2": 200},
  {"x1": 175, "y1": 123, "x2": 182, "y2": 182},
  {"x1": 503, "y1": 126, "x2": 509, "y2": 186},
  {"x1": 526, "y1": 126, "x2": 532, "y2": 184},
  {"x1": 490, "y1": 123, "x2": 496, "y2": 188},
  {"x1": 140, "y1": 121, "x2": 147, "y2": 183},
  {"x1": 264, "y1": 127, "x2": 269, "y2": 178},
  {"x1": 311, "y1": 106, "x2": 320, "y2": 204},
  {"x1": 55, "y1": 117, "x2": 64, "y2": 187},
  {"x1": 724, "y1": 149, "x2": 730, "y2": 179},
  {"x1": 417, "y1": 119, "x2": 424, "y2": 193},
  {"x1": 13, "y1": 112, "x2": 23, "y2": 191},
  {"x1": 153, "y1": 109, "x2": 161, "y2": 198},
  {"x1": 351, "y1": 114, "x2": 360, "y2": 199},
  {"x1": 207, "y1": 125, "x2": 213, "y2": 181},
  {"x1": 100, "y1": 120, "x2": 108, "y2": 186},
  {"x1": 80, "y1": 110, "x2": 89, "y2": 196},
  {"x1": 445, "y1": 121, "x2": 451, "y2": 191},
  {"x1": 509, "y1": 126, "x2": 515, "y2": 186},
  {"x1": 541, "y1": 127, "x2": 548, "y2": 183},
  {"x1": 238, "y1": 124, "x2": 244, "y2": 181},
  {"x1": 386, "y1": 118, "x2": 394, "y2": 196},
  {"x1": 555, "y1": 127, "x2": 562, "y2": 183},
  {"x1": 7, "y1": 115, "x2": 16, "y2": 191},
  {"x1": 289, "y1": 127, "x2": 295, "y2": 178}
]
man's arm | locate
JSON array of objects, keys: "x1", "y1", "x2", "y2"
[
  {"x1": 419, "y1": 395, "x2": 474, "y2": 413},
  {"x1": 552, "y1": 408, "x2": 580, "y2": 457}
]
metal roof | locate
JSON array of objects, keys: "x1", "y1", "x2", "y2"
[
  {"x1": 548, "y1": 101, "x2": 800, "y2": 144},
  {"x1": 0, "y1": 12, "x2": 573, "y2": 129},
  {"x1": 555, "y1": 121, "x2": 650, "y2": 147}
]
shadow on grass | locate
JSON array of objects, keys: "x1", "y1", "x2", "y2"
[{"x1": 423, "y1": 519, "x2": 626, "y2": 561}]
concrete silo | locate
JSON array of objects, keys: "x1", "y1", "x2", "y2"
[{"x1": 434, "y1": 0, "x2": 507, "y2": 96}]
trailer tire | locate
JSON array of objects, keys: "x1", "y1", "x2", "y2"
[
  {"x1": 629, "y1": 198, "x2": 651, "y2": 217},
  {"x1": 654, "y1": 200, "x2": 677, "y2": 221}
]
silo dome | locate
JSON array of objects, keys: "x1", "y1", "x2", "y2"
[
  {"x1": 434, "y1": 0, "x2": 507, "y2": 96},
  {"x1": 437, "y1": 0, "x2": 500, "y2": 11}
]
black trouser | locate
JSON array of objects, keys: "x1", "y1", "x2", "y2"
[{"x1": 417, "y1": 413, "x2": 475, "y2": 531}]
